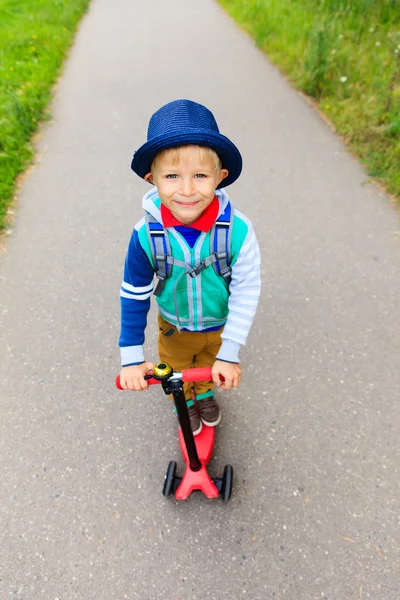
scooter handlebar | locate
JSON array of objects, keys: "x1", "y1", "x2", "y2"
[
  {"x1": 181, "y1": 367, "x2": 213, "y2": 382},
  {"x1": 116, "y1": 366, "x2": 220, "y2": 390}
]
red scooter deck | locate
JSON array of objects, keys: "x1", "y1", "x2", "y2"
[{"x1": 176, "y1": 424, "x2": 219, "y2": 500}]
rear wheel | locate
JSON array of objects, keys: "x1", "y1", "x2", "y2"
[
  {"x1": 221, "y1": 465, "x2": 233, "y2": 502},
  {"x1": 162, "y1": 461, "x2": 177, "y2": 497}
]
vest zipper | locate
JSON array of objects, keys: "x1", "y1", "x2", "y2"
[{"x1": 190, "y1": 246, "x2": 197, "y2": 330}]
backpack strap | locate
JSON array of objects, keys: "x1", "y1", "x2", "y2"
[
  {"x1": 210, "y1": 201, "x2": 233, "y2": 283},
  {"x1": 145, "y1": 211, "x2": 171, "y2": 297}
]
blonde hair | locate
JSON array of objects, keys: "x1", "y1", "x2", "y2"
[{"x1": 151, "y1": 145, "x2": 222, "y2": 175}]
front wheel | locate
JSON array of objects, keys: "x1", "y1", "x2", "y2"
[
  {"x1": 221, "y1": 465, "x2": 233, "y2": 502},
  {"x1": 162, "y1": 461, "x2": 177, "y2": 497}
]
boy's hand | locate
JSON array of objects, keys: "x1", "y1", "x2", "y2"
[
  {"x1": 119, "y1": 362, "x2": 155, "y2": 391},
  {"x1": 212, "y1": 360, "x2": 241, "y2": 390}
]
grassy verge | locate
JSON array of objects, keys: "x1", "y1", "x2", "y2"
[
  {"x1": 0, "y1": 0, "x2": 90, "y2": 231},
  {"x1": 219, "y1": 0, "x2": 400, "y2": 201}
]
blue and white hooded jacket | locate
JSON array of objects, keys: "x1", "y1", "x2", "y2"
[{"x1": 119, "y1": 188, "x2": 261, "y2": 366}]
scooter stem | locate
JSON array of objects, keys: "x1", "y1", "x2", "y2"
[{"x1": 166, "y1": 380, "x2": 201, "y2": 472}]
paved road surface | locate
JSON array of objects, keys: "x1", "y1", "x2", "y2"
[{"x1": 1, "y1": 1, "x2": 400, "y2": 598}]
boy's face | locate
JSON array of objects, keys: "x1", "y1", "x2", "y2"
[{"x1": 144, "y1": 146, "x2": 228, "y2": 225}]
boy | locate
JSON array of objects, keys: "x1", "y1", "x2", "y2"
[{"x1": 119, "y1": 99, "x2": 261, "y2": 435}]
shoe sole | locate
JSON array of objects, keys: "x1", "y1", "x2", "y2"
[
  {"x1": 193, "y1": 421, "x2": 203, "y2": 436},
  {"x1": 200, "y1": 413, "x2": 221, "y2": 427}
]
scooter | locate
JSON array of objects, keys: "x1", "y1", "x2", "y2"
[{"x1": 116, "y1": 362, "x2": 233, "y2": 502}]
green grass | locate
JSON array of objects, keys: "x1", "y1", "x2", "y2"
[
  {"x1": 0, "y1": 0, "x2": 90, "y2": 230},
  {"x1": 219, "y1": 0, "x2": 400, "y2": 201}
]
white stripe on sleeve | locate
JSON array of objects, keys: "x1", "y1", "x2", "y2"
[
  {"x1": 120, "y1": 290, "x2": 152, "y2": 301},
  {"x1": 122, "y1": 281, "x2": 153, "y2": 294}
]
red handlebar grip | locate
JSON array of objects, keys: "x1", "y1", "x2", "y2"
[
  {"x1": 181, "y1": 367, "x2": 213, "y2": 382},
  {"x1": 115, "y1": 374, "x2": 161, "y2": 389},
  {"x1": 146, "y1": 377, "x2": 162, "y2": 385}
]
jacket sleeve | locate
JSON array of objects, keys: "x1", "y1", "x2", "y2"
[
  {"x1": 216, "y1": 222, "x2": 261, "y2": 363},
  {"x1": 119, "y1": 228, "x2": 154, "y2": 366}
]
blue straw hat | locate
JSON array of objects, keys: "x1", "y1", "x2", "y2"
[{"x1": 131, "y1": 99, "x2": 242, "y2": 188}]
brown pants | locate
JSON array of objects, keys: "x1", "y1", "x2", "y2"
[{"x1": 157, "y1": 313, "x2": 222, "y2": 400}]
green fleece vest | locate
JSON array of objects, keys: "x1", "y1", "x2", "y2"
[{"x1": 137, "y1": 200, "x2": 249, "y2": 331}]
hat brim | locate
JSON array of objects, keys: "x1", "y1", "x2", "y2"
[{"x1": 131, "y1": 129, "x2": 242, "y2": 188}]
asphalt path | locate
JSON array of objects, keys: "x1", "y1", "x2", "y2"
[{"x1": 1, "y1": 1, "x2": 400, "y2": 598}]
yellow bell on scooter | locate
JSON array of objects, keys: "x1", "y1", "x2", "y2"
[{"x1": 153, "y1": 362, "x2": 173, "y2": 378}]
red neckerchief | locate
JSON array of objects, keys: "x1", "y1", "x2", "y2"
[{"x1": 160, "y1": 196, "x2": 219, "y2": 232}]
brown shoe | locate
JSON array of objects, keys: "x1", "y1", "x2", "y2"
[
  {"x1": 174, "y1": 400, "x2": 202, "y2": 436},
  {"x1": 196, "y1": 392, "x2": 221, "y2": 427}
]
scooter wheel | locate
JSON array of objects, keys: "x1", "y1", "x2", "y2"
[
  {"x1": 162, "y1": 461, "x2": 177, "y2": 497},
  {"x1": 221, "y1": 464, "x2": 233, "y2": 502}
]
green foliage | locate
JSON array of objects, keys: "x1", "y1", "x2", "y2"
[
  {"x1": 0, "y1": 0, "x2": 90, "y2": 230},
  {"x1": 219, "y1": 0, "x2": 400, "y2": 200},
  {"x1": 304, "y1": 20, "x2": 332, "y2": 97}
]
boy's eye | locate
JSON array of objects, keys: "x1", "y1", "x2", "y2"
[
  {"x1": 194, "y1": 174, "x2": 206, "y2": 178},
  {"x1": 166, "y1": 174, "x2": 178, "y2": 179}
]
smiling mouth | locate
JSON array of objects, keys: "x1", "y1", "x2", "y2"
[{"x1": 175, "y1": 200, "x2": 200, "y2": 208}]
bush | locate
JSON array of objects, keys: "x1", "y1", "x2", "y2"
[
  {"x1": 0, "y1": 0, "x2": 90, "y2": 230},
  {"x1": 219, "y1": 0, "x2": 400, "y2": 199}
]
